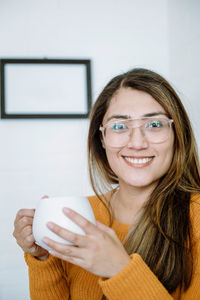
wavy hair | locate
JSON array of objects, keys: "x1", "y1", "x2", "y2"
[{"x1": 87, "y1": 68, "x2": 200, "y2": 296}]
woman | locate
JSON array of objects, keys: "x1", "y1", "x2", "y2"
[{"x1": 13, "y1": 68, "x2": 200, "y2": 300}]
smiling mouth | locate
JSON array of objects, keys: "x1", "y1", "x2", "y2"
[{"x1": 124, "y1": 156, "x2": 153, "y2": 165}]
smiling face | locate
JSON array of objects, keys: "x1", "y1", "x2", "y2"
[{"x1": 102, "y1": 88, "x2": 174, "y2": 191}]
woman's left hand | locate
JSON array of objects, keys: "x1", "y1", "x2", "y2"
[{"x1": 42, "y1": 207, "x2": 131, "y2": 278}]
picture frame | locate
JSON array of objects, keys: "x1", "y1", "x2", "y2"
[{"x1": 0, "y1": 58, "x2": 92, "y2": 119}]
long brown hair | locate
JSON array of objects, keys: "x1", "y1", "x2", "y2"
[{"x1": 87, "y1": 68, "x2": 200, "y2": 296}]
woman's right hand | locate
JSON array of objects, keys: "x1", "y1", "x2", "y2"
[{"x1": 13, "y1": 207, "x2": 49, "y2": 260}]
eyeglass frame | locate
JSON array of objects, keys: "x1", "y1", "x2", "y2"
[{"x1": 99, "y1": 117, "x2": 174, "y2": 146}]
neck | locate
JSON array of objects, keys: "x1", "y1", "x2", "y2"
[{"x1": 111, "y1": 182, "x2": 156, "y2": 225}]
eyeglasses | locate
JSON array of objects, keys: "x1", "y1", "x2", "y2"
[{"x1": 99, "y1": 117, "x2": 174, "y2": 148}]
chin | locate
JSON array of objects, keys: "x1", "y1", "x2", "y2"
[{"x1": 122, "y1": 176, "x2": 158, "y2": 189}]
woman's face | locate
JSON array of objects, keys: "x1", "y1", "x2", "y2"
[{"x1": 102, "y1": 87, "x2": 174, "y2": 190}]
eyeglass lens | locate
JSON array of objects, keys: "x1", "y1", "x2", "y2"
[{"x1": 103, "y1": 118, "x2": 173, "y2": 147}]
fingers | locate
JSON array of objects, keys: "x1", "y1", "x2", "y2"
[
  {"x1": 42, "y1": 237, "x2": 83, "y2": 259},
  {"x1": 14, "y1": 196, "x2": 48, "y2": 231},
  {"x1": 27, "y1": 235, "x2": 36, "y2": 249},
  {"x1": 24, "y1": 233, "x2": 35, "y2": 249},
  {"x1": 15, "y1": 216, "x2": 34, "y2": 232},
  {"x1": 21, "y1": 224, "x2": 32, "y2": 238},
  {"x1": 14, "y1": 196, "x2": 48, "y2": 225},
  {"x1": 13, "y1": 209, "x2": 35, "y2": 237},
  {"x1": 14, "y1": 209, "x2": 35, "y2": 225},
  {"x1": 63, "y1": 207, "x2": 97, "y2": 235},
  {"x1": 13, "y1": 206, "x2": 50, "y2": 258},
  {"x1": 13, "y1": 215, "x2": 35, "y2": 250},
  {"x1": 46, "y1": 222, "x2": 87, "y2": 247},
  {"x1": 13, "y1": 209, "x2": 35, "y2": 251}
]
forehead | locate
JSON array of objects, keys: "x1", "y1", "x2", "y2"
[{"x1": 103, "y1": 88, "x2": 166, "y2": 122}]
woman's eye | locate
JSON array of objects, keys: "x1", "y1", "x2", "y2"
[
  {"x1": 111, "y1": 123, "x2": 127, "y2": 130},
  {"x1": 147, "y1": 120, "x2": 163, "y2": 128}
]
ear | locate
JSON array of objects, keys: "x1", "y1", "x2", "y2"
[
  {"x1": 101, "y1": 137, "x2": 106, "y2": 149},
  {"x1": 99, "y1": 130, "x2": 106, "y2": 149}
]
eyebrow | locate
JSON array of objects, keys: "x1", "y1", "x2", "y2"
[
  {"x1": 106, "y1": 114, "x2": 131, "y2": 122},
  {"x1": 106, "y1": 111, "x2": 167, "y2": 122},
  {"x1": 143, "y1": 111, "x2": 168, "y2": 117}
]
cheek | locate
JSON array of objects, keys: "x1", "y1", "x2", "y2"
[
  {"x1": 166, "y1": 135, "x2": 174, "y2": 162},
  {"x1": 156, "y1": 142, "x2": 174, "y2": 171},
  {"x1": 105, "y1": 149, "x2": 120, "y2": 171}
]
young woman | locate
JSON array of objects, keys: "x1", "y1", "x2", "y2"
[{"x1": 13, "y1": 68, "x2": 200, "y2": 300}]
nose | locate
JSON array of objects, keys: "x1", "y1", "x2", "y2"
[{"x1": 127, "y1": 127, "x2": 148, "y2": 149}]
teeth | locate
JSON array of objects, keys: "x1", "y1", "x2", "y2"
[{"x1": 124, "y1": 157, "x2": 153, "y2": 164}]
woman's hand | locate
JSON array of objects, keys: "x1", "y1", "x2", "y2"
[
  {"x1": 13, "y1": 197, "x2": 49, "y2": 260},
  {"x1": 42, "y1": 207, "x2": 131, "y2": 278}
]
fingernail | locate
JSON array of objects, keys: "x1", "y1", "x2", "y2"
[
  {"x1": 63, "y1": 207, "x2": 70, "y2": 214},
  {"x1": 47, "y1": 222, "x2": 54, "y2": 229}
]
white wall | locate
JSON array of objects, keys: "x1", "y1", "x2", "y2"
[
  {"x1": 0, "y1": 0, "x2": 199, "y2": 299},
  {"x1": 168, "y1": 0, "x2": 200, "y2": 149}
]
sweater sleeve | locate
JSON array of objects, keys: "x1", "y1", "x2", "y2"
[
  {"x1": 98, "y1": 253, "x2": 173, "y2": 300},
  {"x1": 24, "y1": 253, "x2": 69, "y2": 300}
]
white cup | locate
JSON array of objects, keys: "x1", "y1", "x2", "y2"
[{"x1": 32, "y1": 196, "x2": 96, "y2": 251}]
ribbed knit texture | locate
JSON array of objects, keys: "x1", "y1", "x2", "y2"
[{"x1": 25, "y1": 193, "x2": 200, "y2": 300}]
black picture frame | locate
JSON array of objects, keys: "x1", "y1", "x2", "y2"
[{"x1": 0, "y1": 58, "x2": 92, "y2": 119}]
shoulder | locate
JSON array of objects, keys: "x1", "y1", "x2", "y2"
[
  {"x1": 88, "y1": 195, "x2": 102, "y2": 211},
  {"x1": 190, "y1": 193, "x2": 200, "y2": 214},
  {"x1": 190, "y1": 193, "x2": 200, "y2": 240}
]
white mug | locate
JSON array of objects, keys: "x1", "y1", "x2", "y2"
[{"x1": 32, "y1": 196, "x2": 96, "y2": 251}]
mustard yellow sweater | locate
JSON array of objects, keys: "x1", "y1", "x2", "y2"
[{"x1": 25, "y1": 193, "x2": 200, "y2": 300}]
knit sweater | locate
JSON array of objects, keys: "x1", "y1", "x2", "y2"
[{"x1": 25, "y1": 193, "x2": 200, "y2": 300}]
